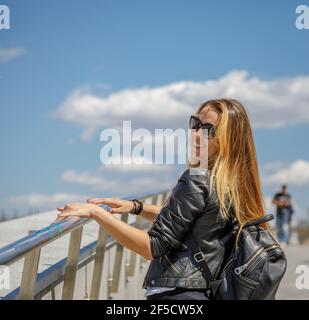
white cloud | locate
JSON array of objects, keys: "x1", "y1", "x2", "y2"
[
  {"x1": 262, "y1": 161, "x2": 286, "y2": 174},
  {"x1": 62, "y1": 170, "x2": 105, "y2": 189},
  {"x1": 0, "y1": 47, "x2": 26, "y2": 63},
  {"x1": 61, "y1": 165, "x2": 178, "y2": 195},
  {"x1": 97, "y1": 162, "x2": 175, "y2": 173},
  {"x1": 8, "y1": 192, "x2": 89, "y2": 208},
  {"x1": 8, "y1": 165, "x2": 179, "y2": 212},
  {"x1": 54, "y1": 70, "x2": 309, "y2": 140},
  {"x1": 8, "y1": 165, "x2": 176, "y2": 210},
  {"x1": 263, "y1": 159, "x2": 309, "y2": 186}
]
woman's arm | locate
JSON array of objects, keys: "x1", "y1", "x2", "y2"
[
  {"x1": 92, "y1": 208, "x2": 154, "y2": 260},
  {"x1": 56, "y1": 203, "x2": 154, "y2": 260},
  {"x1": 139, "y1": 204, "x2": 162, "y2": 222}
]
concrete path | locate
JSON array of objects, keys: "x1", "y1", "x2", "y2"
[{"x1": 276, "y1": 245, "x2": 309, "y2": 300}]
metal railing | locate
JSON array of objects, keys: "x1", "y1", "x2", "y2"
[{"x1": 0, "y1": 190, "x2": 169, "y2": 300}]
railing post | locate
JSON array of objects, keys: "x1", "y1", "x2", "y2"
[
  {"x1": 19, "y1": 230, "x2": 41, "y2": 300},
  {"x1": 62, "y1": 227, "x2": 83, "y2": 300},
  {"x1": 125, "y1": 250, "x2": 137, "y2": 280},
  {"x1": 161, "y1": 191, "x2": 169, "y2": 205},
  {"x1": 90, "y1": 227, "x2": 107, "y2": 300},
  {"x1": 151, "y1": 194, "x2": 158, "y2": 206},
  {"x1": 19, "y1": 233, "x2": 41, "y2": 300}
]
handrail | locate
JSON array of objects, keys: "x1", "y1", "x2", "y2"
[
  {"x1": 3, "y1": 220, "x2": 150, "y2": 300},
  {"x1": 0, "y1": 188, "x2": 169, "y2": 300},
  {"x1": 0, "y1": 189, "x2": 165, "y2": 266}
]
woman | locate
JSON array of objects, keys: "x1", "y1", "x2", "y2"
[{"x1": 56, "y1": 99, "x2": 268, "y2": 300}]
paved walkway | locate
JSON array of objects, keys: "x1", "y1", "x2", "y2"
[{"x1": 276, "y1": 244, "x2": 309, "y2": 300}]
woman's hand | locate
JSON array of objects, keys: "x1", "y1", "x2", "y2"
[
  {"x1": 87, "y1": 197, "x2": 134, "y2": 214},
  {"x1": 53, "y1": 200, "x2": 153, "y2": 260},
  {"x1": 55, "y1": 202, "x2": 107, "y2": 222}
]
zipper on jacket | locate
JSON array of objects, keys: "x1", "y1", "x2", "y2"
[{"x1": 234, "y1": 244, "x2": 280, "y2": 275}]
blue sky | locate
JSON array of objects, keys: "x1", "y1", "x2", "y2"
[{"x1": 0, "y1": 0, "x2": 309, "y2": 219}]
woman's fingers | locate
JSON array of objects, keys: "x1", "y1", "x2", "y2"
[
  {"x1": 87, "y1": 198, "x2": 103, "y2": 205},
  {"x1": 54, "y1": 202, "x2": 93, "y2": 224},
  {"x1": 53, "y1": 213, "x2": 69, "y2": 223},
  {"x1": 58, "y1": 212, "x2": 70, "y2": 218},
  {"x1": 87, "y1": 197, "x2": 120, "y2": 208},
  {"x1": 58, "y1": 211, "x2": 79, "y2": 218},
  {"x1": 58, "y1": 204, "x2": 73, "y2": 212},
  {"x1": 110, "y1": 206, "x2": 129, "y2": 214},
  {"x1": 100, "y1": 198, "x2": 119, "y2": 207}
]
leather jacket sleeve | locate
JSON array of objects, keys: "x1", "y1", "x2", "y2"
[{"x1": 147, "y1": 168, "x2": 210, "y2": 258}]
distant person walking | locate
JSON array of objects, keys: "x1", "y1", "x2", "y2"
[{"x1": 272, "y1": 185, "x2": 294, "y2": 245}]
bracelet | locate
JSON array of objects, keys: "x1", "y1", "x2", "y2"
[
  {"x1": 129, "y1": 199, "x2": 143, "y2": 215},
  {"x1": 129, "y1": 200, "x2": 136, "y2": 214},
  {"x1": 134, "y1": 199, "x2": 143, "y2": 215}
]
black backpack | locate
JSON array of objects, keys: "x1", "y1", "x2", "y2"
[{"x1": 191, "y1": 214, "x2": 287, "y2": 300}]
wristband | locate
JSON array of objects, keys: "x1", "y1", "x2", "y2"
[
  {"x1": 129, "y1": 199, "x2": 143, "y2": 215},
  {"x1": 129, "y1": 200, "x2": 136, "y2": 214}
]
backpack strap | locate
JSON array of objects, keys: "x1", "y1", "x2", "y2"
[
  {"x1": 188, "y1": 232, "x2": 215, "y2": 280},
  {"x1": 188, "y1": 232, "x2": 219, "y2": 299},
  {"x1": 243, "y1": 214, "x2": 274, "y2": 228}
]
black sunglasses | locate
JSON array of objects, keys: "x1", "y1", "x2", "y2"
[{"x1": 189, "y1": 115, "x2": 216, "y2": 138}]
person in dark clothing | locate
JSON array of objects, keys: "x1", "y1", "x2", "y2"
[{"x1": 272, "y1": 185, "x2": 294, "y2": 245}]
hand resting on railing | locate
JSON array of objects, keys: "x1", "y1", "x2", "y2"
[
  {"x1": 87, "y1": 197, "x2": 162, "y2": 222},
  {"x1": 54, "y1": 202, "x2": 155, "y2": 261}
]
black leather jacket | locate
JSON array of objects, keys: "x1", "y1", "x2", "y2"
[{"x1": 142, "y1": 168, "x2": 233, "y2": 289}]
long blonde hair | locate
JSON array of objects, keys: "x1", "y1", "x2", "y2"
[{"x1": 196, "y1": 99, "x2": 268, "y2": 231}]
